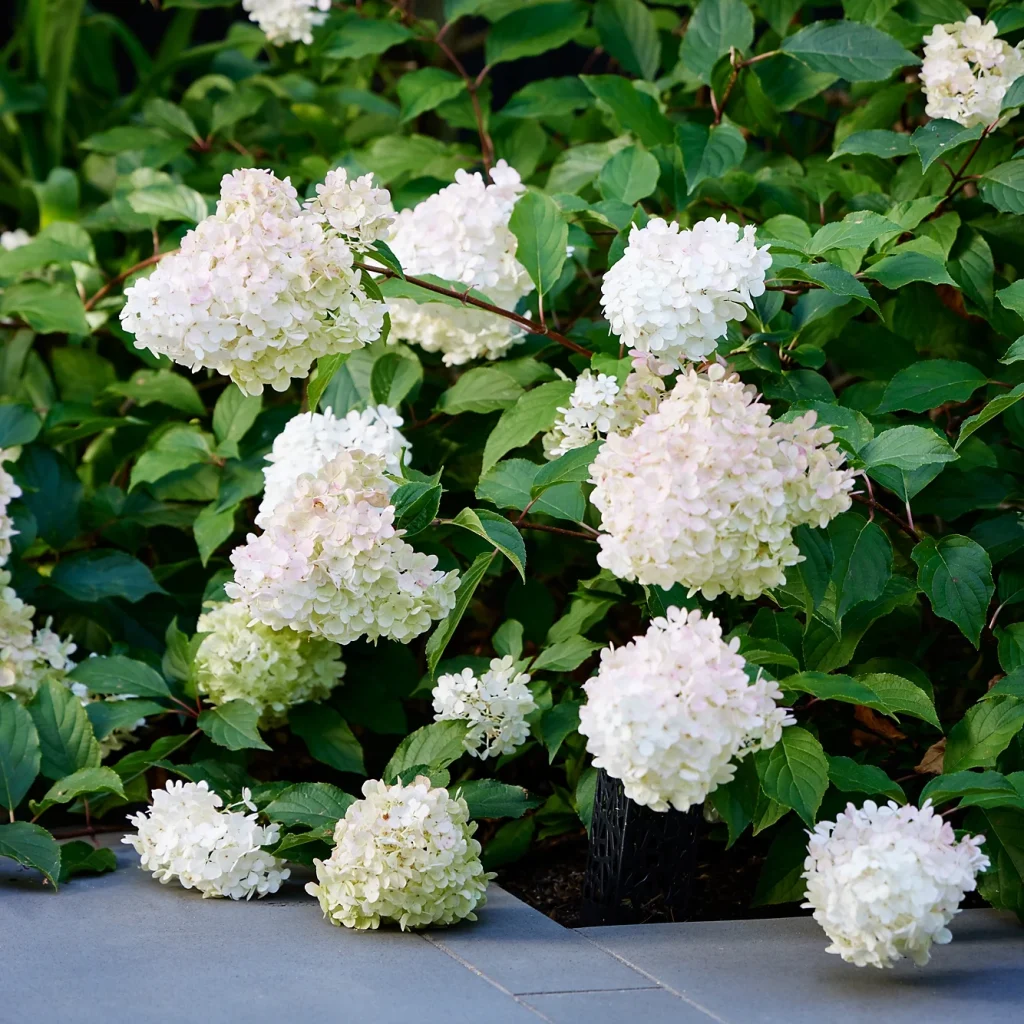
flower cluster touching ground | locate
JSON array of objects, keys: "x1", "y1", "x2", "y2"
[
  {"x1": 124, "y1": 781, "x2": 289, "y2": 900},
  {"x1": 307, "y1": 777, "x2": 491, "y2": 930},
  {"x1": 803, "y1": 801, "x2": 989, "y2": 968},
  {"x1": 4, "y1": 1, "x2": 1022, "y2": 968}
]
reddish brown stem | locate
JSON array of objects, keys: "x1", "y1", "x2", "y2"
[
  {"x1": 85, "y1": 251, "x2": 176, "y2": 311},
  {"x1": 355, "y1": 260, "x2": 592, "y2": 357}
]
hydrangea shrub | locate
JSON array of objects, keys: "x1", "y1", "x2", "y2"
[{"x1": 1, "y1": 0, "x2": 1023, "y2": 956}]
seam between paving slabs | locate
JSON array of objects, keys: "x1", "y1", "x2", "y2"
[
  {"x1": 514, "y1": 985, "x2": 665, "y2": 996},
  {"x1": 575, "y1": 931, "x2": 732, "y2": 1024},
  {"x1": 420, "y1": 934, "x2": 554, "y2": 1022}
]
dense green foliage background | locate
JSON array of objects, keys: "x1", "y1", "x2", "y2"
[{"x1": 2, "y1": 0, "x2": 1024, "y2": 917}]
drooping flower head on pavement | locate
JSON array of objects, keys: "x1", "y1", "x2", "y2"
[
  {"x1": 307, "y1": 776, "x2": 491, "y2": 930},
  {"x1": 124, "y1": 780, "x2": 290, "y2": 900},
  {"x1": 803, "y1": 800, "x2": 989, "y2": 968}
]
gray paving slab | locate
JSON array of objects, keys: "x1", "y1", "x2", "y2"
[
  {"x1": 522, "y1": 988, "x2": 713, "y2": 1023},
  {"x1": 1, "y1": 845, "x2": 543, "y2": 1024},
  {"x1": 424, "y1": 885, "x2": 652, "y2": 996},
  {"x1": 580, "y1": 909, "x2": 1024, "y2": 1024}
]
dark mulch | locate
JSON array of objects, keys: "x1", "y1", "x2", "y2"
[{"x1": 498, "y1": 827, "x2": 811, "y2": 928}]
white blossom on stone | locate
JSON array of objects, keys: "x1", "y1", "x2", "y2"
[
  {"x1": 124, "y1": 780, "x2": 290, "y2": 900},
  {"x1": 306, "y1": 167, "x2": 395, "y2": 248},
  {"x1": 803, "y1": 800, "x2": 990, "y2": 968},
  {"x1": 0, "y1": 570, "x2": 76, "y2": 701},
  {"x1": 578, "y1": 607, "x2": 793, "y2": 813},
  {"x1": 922, "y1": 16, "x2": 1024, "y2": 128},
  {"x1": 120, "y1": 168, "x2": 386, "y2": 396},
  {"x1": 307, "y1": 776, "x2": 491, "y2": 930},
  {"x1": 194, "y1": 599, "x2": 345, "y2": 726},
  {"x1": 542, "y1": 363, "x2": 666, "y2": 459},
  {"x1": 432, "y1": 655, "x2": 536, "y2": 759},
  {"x1": 601, "y1": 216, "x2": 772, "y2": 368},
  {"x1": 241, "y1": 0, "x2": 330, "y2": 45},
  {"x1": 259, "y1": 405, "x2": 410, "y2": 521},
  {"x1": 589, "y1": 364, "x2": 855, "y2": 600},
  {"x1": 387, "y1": 160, "x2": 534, "y2": 365},
  {"x1": 0, "y1": 447, "x2": 23, "y2": 566},
  {"x1": 227, "y1": 449, "x2": 459, "y2": 645}
]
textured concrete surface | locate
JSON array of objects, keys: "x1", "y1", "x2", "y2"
[
  {"x1": 2, "y1": 843, "x2": 1021, "y2": 1023},
  {"x1": 580, "y1": 910, "x2": 1024, "y2": 1024}
]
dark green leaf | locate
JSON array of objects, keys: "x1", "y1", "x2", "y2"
[
  {"x1": 265, "y1": 782, "x2": 355, "y2": 829},
  {"x1": 944, "y1": 698, "x2": 1024, "y2": 772},
  {"x1": 397, "y1": 67, "x2": 465, "y2": 122},
  {"x1": 912, "y1": 535, "x2": 994, "y2": 647},
  {"x1": 482, "y1": 380, "x2": 574, "y2": 475},
  {"x1": 531, "y1": 635, "x2": 603, "y2": 672},
  {"x1": 541, "y1": 700, "x2": 581, "y2": 762},
  {"x1": 755, "y1": 726, "x2": 829, "y2": 826},
  {"x1": 781, "y1": 22, "x2": 918, "y2": 82},
  {"x1": 580, "y1": 75, "x2": 674, "y2": 147},
  {"x1": 437, "y1": 367, "x2": 524, "y2": 414},
  {"x1": 593, "y1": 0, "x2": 661, "y2": 80},
  {"x1": 911, "y1": 119, "x2": 983, "y2": 173},
  {"x1": 384, "y1": 720, "x2": 470, "y2": 782},
  {"x1": 598, "y1": 145, "x2": 660, "y2": 204},
  {"x1": 50, "y1": 550, "x2": 166, "y2": 603},
  {"x1": 58, "y1": 841, "x2": 116, "y2": 882},
  {"x1": 828, "y1": 756, "x2": 905, "y2": 802},
  {"x1": 680, "y1": 0, "x2": 754, "y2": 84},
  {"x1": 877, "y1": 360, "x2": 987, "y2": 414},
  {"x1": 828, "y1": 513, "x2": 892, "y2": 620},
  {"x1": 486, "y1": 2, "x2": 588, "y2": 65},
  {"x1": 28, "y1": 681, "x2": 101, "y2": 781},
  {"x1": 508, "y1": 190, "x2": 568, "y2": 298},
  {"x1": 0, "y1": 700, "x2": 40, "y2": 812},
  {"x1": 197, "y1": 700, "x2": 271, "y2": 752},
  {"x1": 69, "y1": 656, "x2": 171, "y2": 699},
  {"x1": 454, "y1": 780, "x2": 540, "y2": 819},
  {"x1": 450, "y1": 508, "x2": 527, "y2": 580},
  {"x1": 0, "y1": 822, "x2": 61, "y2": 889},
  {"x1": 425, "y1": 552, "x2": 493, "y2": 675},
  {"x1": 831, "y1": 130, "x2": 913, "y2": 160},
  {"x1": 289, "y1": 703, "x2": 365, "y2": 775}
]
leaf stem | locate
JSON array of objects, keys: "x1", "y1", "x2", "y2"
[
  {"x1": 355, "y1": 259, "x2": 592, "y2": 357},
  {"x1": 84, "y1": 250, "x2": 177, "y2": 311}
]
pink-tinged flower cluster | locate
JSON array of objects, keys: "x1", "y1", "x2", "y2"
[
  {"x1": 120, "y1": 168, "x2": 386, "y2": 395},
  {"x1": 227, "y1": 449, "x2": 459, "y2": 645},
  {"x1": 579, "y1": 608, "x2": 793, "y2": 812},
  {"x1": 589, "y1": 364, "x2": 855, "y2": 599}
]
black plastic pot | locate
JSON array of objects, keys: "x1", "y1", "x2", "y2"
[{"x1": 581, "y1": 769, "x2": 702, "y2": 926}]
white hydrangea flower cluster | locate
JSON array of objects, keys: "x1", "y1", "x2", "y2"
[
  {"x1": 120, "y1": 168, "x2": 387, "y2": 396},
  {"x1": 241, "y1": 0, "x2": 330, "y2": 45},
  {"x1": 124, "y1": 780, "x2": 290, "y2": 900},
  {"x1": 259, "y1": 405, "x2": 410, "y2": 521},
  {"x1": 194, "y1": 599, "x2": 346, "y2": 726},
  {"x1": 542, "y1": 365, "x2": 666, "y2": 459},
  {"x1": 0, "y1": 570, "x2": 77, "y2": 701},
  {"x1": 1, "y1": 229, "x2": 31, "y2": 251},
  {"x1": 589, "y1": 364, "x2": 855, "y2": 599},
  {"x1": 432, "y1": 656, "x2": 536, "y2": 759},
  {"x1": 307, "y1": 776, "x2": 491, "y2": 930},
  {"x1": 227, "y1": 449, "x2": 459, "y2": 645},
  {"x1": 307, "y1": 167, "x2": 395, "y2": 247},
  {"x1": 922, "y1": 16, "x2": 1024, "y2": 128},
  {"x1": 0, "y1": 447, "x2": 22, "y2": 565},
  {"x1": 803, "y1": 800, "x2": 990, "y2": 968},
  {"x1": 601, "y1": 216, "x2": 772, "y2": 368},
  {"x1": 387, "y1": 160, "x2": 534, "y2": 365},
  {"x1": 579, "y1": 608, "x2": 793, "y2": 813}
]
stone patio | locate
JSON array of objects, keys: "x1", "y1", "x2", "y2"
[{"x1": 2, "y1": 845, "x2": 1021, "y2": 1022}]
